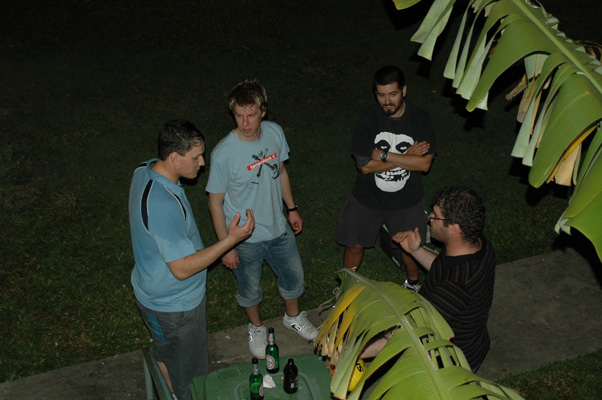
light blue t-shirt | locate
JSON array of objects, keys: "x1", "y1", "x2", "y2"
[
  {"x1": 206, "y1": 121, "x2": 290, "y2": 242},
  {"x1": 129, "y1": 159, "x2": 206, "y2": 312}
]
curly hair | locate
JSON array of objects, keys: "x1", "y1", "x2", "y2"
[
  {"x1": 432, "y1": 187, "x2": 485, "y2": 244},
  {"x1": 228, "y1": 79, "x2": 268, "y2": 112}
]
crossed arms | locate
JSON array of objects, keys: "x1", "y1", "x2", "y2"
[{"x1": 358, "y1": 141, "x2": 434, "y2": 174}]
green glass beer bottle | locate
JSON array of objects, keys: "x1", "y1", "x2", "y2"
[
  {"x1": 249, "y1": 357, "x2": 264, "y2": 400},
  {"x1": 283, "y1": 358, "x2": 298, "y2": 394},
  {"x1": 265, "y1": 327, "x2": 280, "y2": 374}
]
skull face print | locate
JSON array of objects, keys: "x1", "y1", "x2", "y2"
[{"x1": 374, "y1": 131, "x2": 413, "y2": 192}]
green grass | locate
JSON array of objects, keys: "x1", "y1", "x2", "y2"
[
  {"x1": 499, "y1": 348, "x2": 602, "y2": 399},
  {"x1": 1, "y1": 0, "x2": 601, "y2": 397}
]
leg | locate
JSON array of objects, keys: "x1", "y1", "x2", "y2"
[
  {"x1": 136, "y1": 299, "x2": 208, "y2": 400},
  {"x1": 336, "y1": 195, "x2": 382, "y2": 270},
  {"x1": 157, "y1": 361, "x2": 174, "y2": 394},
  {"x1": 401, "y1": 249, "x2": 420, "y2": 281},
  {"x1": 344, "y1": 244, "x2": 364, "y2": 271},
  {"x1": 233, "y1": 240, "x2": 267, "y2": 315},
  {"x1": 245, "y1": 304, "x2": 262, "y2": 327},
  {"x1": 385, "y1": 199, "x2": 427, "y2": 284},
  {"x1": 234, "y1": 241, "x2": 269, "y2": 358},
  {"x1": 265, "y1": 225, "x2": 317, "y2": 341},
  {"x1": 284, "y1": 297, "x2": 300, "y2": 317}
]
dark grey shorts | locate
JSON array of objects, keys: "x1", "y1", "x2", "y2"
[
  {"x1": 136, "y1": 297, "x2": 208, "y2": 400},
  {"x1": 335, "y1": 195, "x2": 427, "y2": 248}
]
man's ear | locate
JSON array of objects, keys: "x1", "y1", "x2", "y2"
[
  {"x1": 402, "y1": 85, "x2": 407, "y2": 98},
  {"x1": 450, "y1": 223, "x2": 461, "y2": 235},
  {"x1": 168, "y1": 151, "x2": 180, "y2": 167}
]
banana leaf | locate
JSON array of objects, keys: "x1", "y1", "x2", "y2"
[
  {"x1": 392, "y1": 0, "x2": 602, "y2": 260},
  {"x1": 315, "y1": 269, "x2": 524, "y2": 400}
]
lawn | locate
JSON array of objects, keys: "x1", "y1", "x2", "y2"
[{"x1": 1, "y1": 0, "x2": 600, "y2": 397}]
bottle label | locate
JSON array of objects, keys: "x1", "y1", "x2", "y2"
[{"x1": 266, "y1": 355, "x2": 275, "y2": 370}]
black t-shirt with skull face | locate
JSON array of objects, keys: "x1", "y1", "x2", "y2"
[{"x1": 351, "y1": 102, "x2": 436, "y2": 210}]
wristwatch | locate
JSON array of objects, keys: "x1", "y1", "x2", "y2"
[
  {"x1": 379, "y1": 150, "x2": 388, "y2": 162},
  {"x1": 288, "y1": 205, "x2": 299, "y2": 213}
]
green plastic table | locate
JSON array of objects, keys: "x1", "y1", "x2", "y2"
[{"x1": 190, "y1": 354, "x2": 332, "y2": 399}]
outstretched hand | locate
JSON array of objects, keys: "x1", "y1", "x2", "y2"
[{"x1": 392, "y1": 227, "x2": 421, "y2": 254}]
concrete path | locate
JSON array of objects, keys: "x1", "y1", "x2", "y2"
[{"x1": 1, "y1": 247, "x2": 601, "y2": 399}]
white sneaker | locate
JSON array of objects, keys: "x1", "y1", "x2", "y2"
[
  {"x1": 403, "y1": 279, "x2": 422, "y2": 293},
  {"x1": 283, "y1": 311, "x2": 318, "y2": 341},
  {"x1": 248, "y1": 323, "x2": 267, "y2": 359}
]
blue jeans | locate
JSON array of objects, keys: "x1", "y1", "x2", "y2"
[
  {"x1": 136, "y1": 297, "x2": 208, "y2": 400},
  {"x1": 234, "y1": 224, "x2": 305, "y2": 308}
]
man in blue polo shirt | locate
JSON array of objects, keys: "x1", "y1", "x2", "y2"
[{"x1": 129, "y1": 119, "x2": 255, "y2": 400}]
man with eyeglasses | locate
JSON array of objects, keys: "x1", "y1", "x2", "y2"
[
  {"x1": 335, "y1": 65, "x2": 436, "y2": 292},
  {"x1": 392, "y1": 186, "x2": 496, "y2": 372}
]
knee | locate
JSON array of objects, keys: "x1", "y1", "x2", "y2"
[{"x1": 348, "y1": 244, "x2": 364, "y2": 254}]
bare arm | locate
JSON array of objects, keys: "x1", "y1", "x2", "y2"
[
  {"x1": 360, "y1": 141, "x2": 434, "y2": 174},
  {"x1": 167, "y1": 210, "x2": 255, "y2": 279},
  {"x1": 208, "y1": 192, "x2": 229, "y2": 241},
  {"x1": 280, "y1": 162, "x2": 303, "y2": 234},
  {"x1": 208, "y1": 192, "x2": 243, "y2": 270},
  {"x1": 392, "y1": 228, "x2": 437, "y2": 271}
]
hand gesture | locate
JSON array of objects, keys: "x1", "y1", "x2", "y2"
[
  {"x1": 223, "y1": 209, "x2": 255, "y2": 270},
  {"x1": 227, "y1": 209, "x2": 255, "y2": 242},
  {"x1": 392, "y1": 228, "x2": 421, "y2": 254}
]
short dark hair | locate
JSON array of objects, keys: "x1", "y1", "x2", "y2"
[
  {"x1": 373, "y1": 65, "x2": 406, "y2": 92},
  {"x1": 157, "y1": 119, "x2": 204, "y2": 161},
  {"x1": 228, "y1": 79, "x2": 268, "y2": 112},
  {"x1": 432, "y1": 186, "x2": 485, "y2": 244}
]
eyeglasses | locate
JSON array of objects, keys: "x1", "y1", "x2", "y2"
[{"x1": 425, "y1": 210, "x2": 446, "y2": 222}]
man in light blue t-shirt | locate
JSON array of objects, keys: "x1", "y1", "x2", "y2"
[
  {"x1": 129, "y1": 119, "x2": 254, "y2": 400},
  {"x1": 206, "y1": 80, "x2": 318, "y2": 360}
]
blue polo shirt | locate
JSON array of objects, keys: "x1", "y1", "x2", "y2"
[{"x1": 129, "y1": 159, "x2": 205, "y2": 312}]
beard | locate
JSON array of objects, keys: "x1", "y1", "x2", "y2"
[{"x1": 381, "y1": 100, "x2": 403, "y2": 116}]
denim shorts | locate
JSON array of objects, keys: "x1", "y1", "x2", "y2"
[
  {"x1": 136, "y1": 297, "x2": 208, "y2": 400},
  {"x1": 336, "y1": 195, "x2": 427, "y2": 248},
  {"x1": 233, "y1": 224, "x2": 305, "y2": 308}
]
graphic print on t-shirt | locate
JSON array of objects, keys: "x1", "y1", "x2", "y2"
[
  {"x1": 374, "y1": 131, "x2": 414, "y2": 192},
  {"x1": 247, "y1": 149, "x2": 280, "y2": 188}
]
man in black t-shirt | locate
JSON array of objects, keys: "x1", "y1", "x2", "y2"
[
  {"x1": 336, "y1": 65, "x2": 436, "y2": 291},
  {"x1": 393, "y1": 186, "x2": 496, "y2": 371}
]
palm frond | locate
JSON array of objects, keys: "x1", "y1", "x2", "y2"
[
  {"x1": 392, "y1": 0, "x2": 602, "y2": 260},
  {"x1": 315, "y1": 269, "x2": 524, "y2": 400}
]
